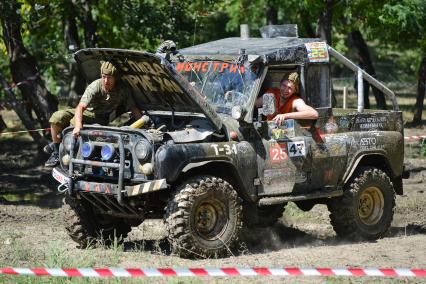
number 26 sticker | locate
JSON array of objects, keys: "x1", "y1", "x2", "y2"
[{"x1": 288, "y1": 141, "x2": 306, "y2": 157}]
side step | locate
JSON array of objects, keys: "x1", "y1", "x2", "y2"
[{"x1": 258, "y1": 189, "x2": 343, "y2": 207}]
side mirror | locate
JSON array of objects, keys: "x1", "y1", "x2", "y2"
[
  {"x1": 261, "y1": 93, "x2": 276, "y2": 116},
  {"x1": 231, "y1": 105, "x2": 246, "y2": 121}
]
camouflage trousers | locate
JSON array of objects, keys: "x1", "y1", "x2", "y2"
[{"x1": 49, "y1": 109, "x2": 107, "y2": 129}]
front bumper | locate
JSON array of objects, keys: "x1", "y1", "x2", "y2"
[{"x1": 52, "y1": 167, "x2": 167, "y2": 197}]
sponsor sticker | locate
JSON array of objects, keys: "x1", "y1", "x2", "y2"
[
  {"x1": 305, "y1": 42, "x2": 329, "y2": 63},
  {"x1": 339, "y1": 117, "x2": 350, "y2": 128},
  {"x1": 288, "y1": 141, "x2": 306, "y2": 157},
  {"x1": 52, "y1": 168, "x2": 69, "y2": 184}
]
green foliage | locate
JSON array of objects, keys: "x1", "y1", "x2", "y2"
[
  {"x1": 421, "y1": 139, "x2": 426, "y2": 157},
  {"x1": 378, "y1": 0, "x2": 426, "y2": 45},
  {"x1": 0, "y1": 0, "x2": 424, "y2": 99}
]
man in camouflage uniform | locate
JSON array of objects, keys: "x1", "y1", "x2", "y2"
[{"x1": 45, "y1": 61, "x2": 142, "y2": 166}]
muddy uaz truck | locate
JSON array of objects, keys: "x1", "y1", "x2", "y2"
[{"x1": 52, "y1": 26, "x2": 406, "y2": 258}]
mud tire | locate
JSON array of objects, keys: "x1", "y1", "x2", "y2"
[
  {"x1": 243, "y1": 203, "x2": 286, "y2": 228},
  {"x1": 63, "y1": 195, "x2": 132, "y2": 248},
  {"x1": 164, "y1": 176, "x2": 242, "y2": 258},
  {"x1": 328, "y1": 167, "x2": 395, "y2": 240}
]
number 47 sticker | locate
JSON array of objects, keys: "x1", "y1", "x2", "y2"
[{"x1": 288, "y1": 141, "x2": 306, "y2": 157}]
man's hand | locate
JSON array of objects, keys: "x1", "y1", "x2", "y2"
[
  {"x1": 73, "y1": 102, "x2": 86, "y2": 137},
  {"x1": 273, "y1": 113, "x2": 288, "y2": 126},
  {"x1": 72, "y1": 126, "x2": 81, "y2": 137}
]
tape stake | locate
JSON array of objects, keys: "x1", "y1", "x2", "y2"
[{"x1": 1, "y1": 267, "x2": 426, "y2": 278}]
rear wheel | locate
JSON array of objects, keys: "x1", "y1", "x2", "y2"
[
  {"x1": 328, "y1": 167, "x2": 395, "y2": 240},
  {"x1": 165, "y1": 176, "x2": 242, "y2": 258},
  {"x1": 63, "y1": 195, "x2": 132, "y2": 248}
]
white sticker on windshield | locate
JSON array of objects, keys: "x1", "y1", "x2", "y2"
[{"x1": 288, "y1": 141, "x2": 306, "y2": 157}]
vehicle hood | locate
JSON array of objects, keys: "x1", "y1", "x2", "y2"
[{"x1": 74, "y1": 48, "x2": 222, "y2": 130}]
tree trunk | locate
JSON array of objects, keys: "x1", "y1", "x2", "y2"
[
  {"x1": 0, "y1": 0, "x2": 58, "y2": 128},
  {"x1": 316, "y1": 0, "x2": 334, "y2": 45},
  {"x1": 63, "y1": 0, "x2": 86, "y2": 107},
  {"x1": 350, "y1": 30, "x2": 387, "y2": 109},
  {"x1": 265, "y1": 3, "x2": 278, "y2": 25},
  {"x1": 0, "y1": 114, "x2": 7, "y2": 132},
  {"x1": 0, "y1": 73, "x2": 48, "y2": 146},
  {"x1": 316, "y1": 0, "x2": 336, "y2": 106},
  {"x1": 300, "y1": 11, "x2": 316, "y2": 38},
  {"x1": 74, "y1": 0, "x2": 98, "y2": 47},
  {"x1": 412, "y1": 56, "x2": 426, "y2": 126}
]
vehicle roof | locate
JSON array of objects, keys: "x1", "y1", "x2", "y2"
[{"x1": 179, "y1": 37, "x2": 323, "y2": 64}]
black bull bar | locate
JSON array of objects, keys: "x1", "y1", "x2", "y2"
[{"x1": 68, "y1": 130, "x2": 126, "y2": 204}]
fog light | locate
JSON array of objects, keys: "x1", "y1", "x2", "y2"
[
  {"x1": 139, "y1": 163, "x2": 154, "y2": 175},
  {"x1": 101, "y1": 144, "x2": 115, "y2": 161},
  {"x1": 62, "y1": 154, "x2": 70, "y2": 166},
  {"x1": 81, "y1": 142, "x2": 94, "y2": 158}
]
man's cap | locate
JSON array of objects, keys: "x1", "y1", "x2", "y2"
[{"x1": 100, "y1": 61, "x2": 118, "y2": 76}]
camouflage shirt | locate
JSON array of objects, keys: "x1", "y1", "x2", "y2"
[{"x1": 79, "y1": 79, "x2": 136, "y2": 122}]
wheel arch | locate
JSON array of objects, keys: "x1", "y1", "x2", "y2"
[
  {"x1": 175, "y1": 161, "x2": 253, "y2": 202},
  {"x1": 343, "y1": 153, "x2": 402, "y2": 195}
]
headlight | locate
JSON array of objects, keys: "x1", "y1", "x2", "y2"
[
  {"x1": 135, "y1": 140, "x2": 151, "y2": 162},
  {"x1": 101, "y1": 144, "x2": 115, "y2": 161},
  {"x1": 81, "y1": 142, "x2": 94, "y2": 158},
  {"x1": 63, "y1": 134, "x2": 73, "y2": 152}
]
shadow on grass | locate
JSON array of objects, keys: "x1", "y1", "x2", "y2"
[
  {"x1": 388, "y1": 223, "x2": 426, "y2": 237},
  {"x1": 120, "y1": 220, "x2": 426, "y2": 259},
  {"x1": 123, "y1": 238, "x2": 172, "y2": 255}
]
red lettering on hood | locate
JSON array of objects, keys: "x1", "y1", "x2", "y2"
[{"x1": 176, "y1": 62, "x2": 246, "y2": 74}]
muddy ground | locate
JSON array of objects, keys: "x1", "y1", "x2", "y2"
[{"x1": 0, "y1": 136, "x2": 425, "y2": 283}]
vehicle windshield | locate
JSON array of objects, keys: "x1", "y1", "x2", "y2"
[{"x1": 176, "y1": 60, "x2": 260, "y2": 115}]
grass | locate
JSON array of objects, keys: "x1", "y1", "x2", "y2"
[
  {"x1": 405, "y1": 138, "x2": 426, "y2": 158},
  {"x1": 0, "y1": 233, "x2": 133, "y2": 284},
  {"x1": 282, "y1": 202, "x2": 315, "y2": 222}
]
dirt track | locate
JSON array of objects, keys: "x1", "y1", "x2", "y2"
[{"x1": 0, "y1": 138, "x2": 426, "y2": 283}]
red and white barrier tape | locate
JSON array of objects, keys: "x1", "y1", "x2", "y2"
[
  {"x1": 404, "y1": 135, "x2": 426, "y2": 141},
  {"x1": 3, "y1": 74, "x2": 39, "y2": 91},
  {"x1": 0, "y1": 267, "x2": 425, "y2": 278},
  {"x1": 0, "y1": 128, "x2": 50, "y2": 136}
]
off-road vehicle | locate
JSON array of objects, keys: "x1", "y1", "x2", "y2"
[{"x1": 52, "y1": 25, "x2": 406, "y2": 258}]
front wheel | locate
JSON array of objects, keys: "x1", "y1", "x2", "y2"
[
  {"x1": 63, "y1": 195, "x2": 132, "y2": 248},
  {"x1": 164, "y1": 176, "x2": 242, "y2": 258},
  {"x1": 328, "y1": 167, "x2": 395, "y2": 240}
]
